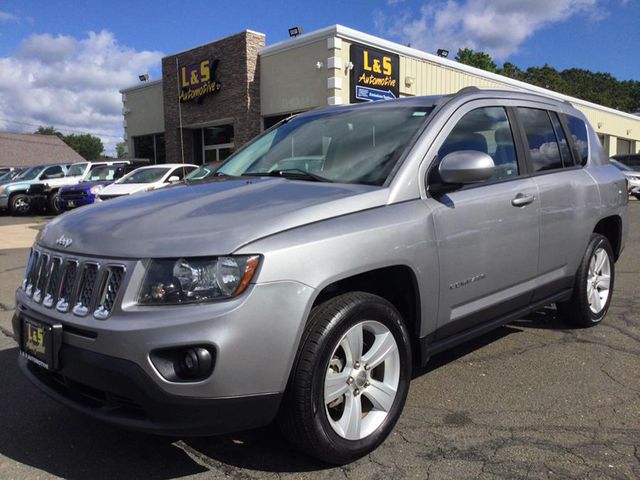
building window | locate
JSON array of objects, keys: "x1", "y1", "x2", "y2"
[
  {"x1": 133, "y1": 133, "x2": 165, "y2": 163},
  {"x1": 202, "y1": 124, "x2": 234, "y2": 164}
]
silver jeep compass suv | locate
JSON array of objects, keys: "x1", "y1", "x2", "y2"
[{"x1": 13, "y1": 88, "x2": 628, "y2": 464}]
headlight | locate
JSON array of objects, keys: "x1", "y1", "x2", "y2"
[
  {"x1": 90, "y1": 185, "x2": 103, "y2": 195},
  {"x1": 138, "y1": 255, "x2": 260, "y2": 305}
]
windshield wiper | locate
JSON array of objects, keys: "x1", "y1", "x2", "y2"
[{"x1": 242, "y1": 169, "x2": 333, "y2": 183}]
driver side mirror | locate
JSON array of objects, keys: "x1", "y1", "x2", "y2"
[
  {"x1": 438, "y1": 150, "x2": 495, "y2": 185},
  {"x1": 167, "y1": 175, "x2": 180, "y2": 183}
]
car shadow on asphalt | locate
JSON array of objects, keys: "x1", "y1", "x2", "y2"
[
  {"x1": 0, "y1": 306, "x2": 572, "y2": 478},
  {"x1": 0, "y1": 345, "x2": 330, "y2": 478}
]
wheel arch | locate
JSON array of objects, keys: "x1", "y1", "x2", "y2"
[
  {"x1": 310, "y1": 265, "x2": 424, "y2": 366},
  {"x1": 593, "y1": 215, "x2": 622, "y2": 260}
]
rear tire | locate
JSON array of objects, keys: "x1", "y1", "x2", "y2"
[
  {"x1": 48, "y1": 193, "x2": 62, "y2": 215},
  {"x1": 10, "y1": 194, "x2": 31, "y2": 216},
  {"x1": 278, "y1": 292, "x2": 412, "y2": 465},
  {"x1": 557, "y1": 233, "x2": 614, "y2": 327}
]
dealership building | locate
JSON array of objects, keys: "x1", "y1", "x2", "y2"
[{"x1": 120, "y1": 24, "x2": 640, "y2": 165}]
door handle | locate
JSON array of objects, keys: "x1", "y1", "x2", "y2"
[{"x1": 511, "y1": 193, "x2": 535, "y2": 207}]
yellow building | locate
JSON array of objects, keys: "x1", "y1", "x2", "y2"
[{"x1": 121, "y1": 25, "x2": 640, "y2": 164}]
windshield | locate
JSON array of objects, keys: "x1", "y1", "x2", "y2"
[
  {"x1": 186, "y1": 163, "x2": 218, "y2": 181},
  {"x1": 87, "y1": 165, "x2": 121, "y2": 181},
  {"x1": 67, "y1": 163, "x2": 87, "y2": 176},
  {"x1": 117, "y1": 167, "x2": 169, "y2": 184},
  {"x1": 0, "y1": 170, "x2": 13, "y2": 181},
  {"x1": 218, "y1": 105, "x2": 433, "y2": 186},
  {"x1": 15, "y1": 166, "x2": 45, "y2": 181}
]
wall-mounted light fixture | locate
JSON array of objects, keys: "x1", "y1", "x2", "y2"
[
  {"x1": 627, "y1": 129, "x2": 632, "y2": 136},
  {"x1": 316, "y1": 61, "x2": 324, "y2": 70},
  {"x1": 597, "y1": 122, "x2": 603, "y2": 129},
  {"x1": 405, "y1": 76, "x2": 415, "y2": 88},
  {"x1": 288, "y1": 27, "x2": 302, "y2": 37},
  {"x1": 346, "y1": 61, "x2": 354, "y2": 71}
]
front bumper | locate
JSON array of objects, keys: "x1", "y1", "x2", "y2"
[
  {"x1": 0, "y1": 196, "x2": 8, "y2": 209},
  {"x1": 14, "y1": 260, "x2": 314, "y2": 434},
  {"x1": 27, "y1": 194, "x2": 48, "y2": 211},
  {"x1": 59, "y1": 195, "x2": 94, "y2": 209},
  {"x1": 17, "y1": 341, "x2": 282, "y2": 436}
]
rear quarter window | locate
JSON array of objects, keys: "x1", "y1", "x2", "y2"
[{"x1": 565, "y1": 115, "x2": 589, "y2": 166}]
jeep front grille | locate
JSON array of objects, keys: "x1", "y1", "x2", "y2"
[{"x1": 22, "y1": 248, "x2": 126, "y2": 320}]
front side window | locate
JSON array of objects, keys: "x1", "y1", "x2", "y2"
[
  {"x1": 218, "y1": 106, "x2": 434, "y2": 186},
  {"x1": 565, "y1": 115, "x2": 589, "y2": 166},
  {"x1": 438, "y1": 106, "x2": 519, "y2": 181},
  {"x1": 17, "y1": 166, "x2": 45, "y2": 181},
  {"x1": 43, "y1": 166, "x2": 64, "y2": 179},
  {"x1": 517, "y1": 108, "x2": 563, "y2": 172},
  {"x1": 118, "y1": 168, "x2": 169, "y2": 184}
]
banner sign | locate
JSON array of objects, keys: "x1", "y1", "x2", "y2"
[
  {"x1": 179, "y1": 59, "x2": 221, "y2": 103},
  {"x1": 350, "y1": 44, "x2": 399, "y2": 103}
]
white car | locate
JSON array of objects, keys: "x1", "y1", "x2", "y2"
[
  {"x1": 96, "y1": 163, "x2": 197, "y2": 201},
  {"x1": 610, "y1": 159, "x2": 640, "y2": 200}
]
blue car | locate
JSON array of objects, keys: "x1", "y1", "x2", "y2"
[{"x1": 58, "y1": 163, "x2": 141, "y2": 210}]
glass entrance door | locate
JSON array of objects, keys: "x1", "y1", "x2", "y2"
[{"x1": 203, "y1": 124, "x2": 234, "y2": 165}]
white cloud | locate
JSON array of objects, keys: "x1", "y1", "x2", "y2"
[
  {"x1": 377, "y1": 0, "x2": 600, "y2": 59},
  {"x1": 0, "y1": 30, "x2": 163, "y2": 155},
  {"x1": 0, "y1": 10, "x2": 18, "y2": 23}
]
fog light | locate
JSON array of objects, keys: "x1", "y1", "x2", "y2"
[
  {"x1": 150, "y1": 345, "x2": 215, "y2": 382},
  {"x1": 177, "y1": 347, "x2": 213, "y2": 380}
]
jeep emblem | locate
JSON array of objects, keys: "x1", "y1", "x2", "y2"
[{"x1": 55, "y1": 235, "x2": 73, "y2": 248}]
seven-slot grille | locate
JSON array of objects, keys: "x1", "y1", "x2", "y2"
[{"x1": 22, "y1": 248, "x2": 125, "y2": 319}]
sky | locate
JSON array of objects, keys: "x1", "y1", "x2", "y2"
[{"x1": 0, "y1": 0, "x2": 638, "y2": 155}]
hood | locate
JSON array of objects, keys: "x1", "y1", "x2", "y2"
[
  {"x1": 100, "y1": 182, "x2": 150, "y2": 196},
  {"x1": 60, "y1": 180, "x2": 113, "y2": 193},
  {"x1": 39, "y1": 177, "x2": 387, "y2": 258}
]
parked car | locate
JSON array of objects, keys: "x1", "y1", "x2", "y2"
[
  {"x1": 96, "y1": 163, "x2": 197, "y2": 201},
  {"x1": 27, "y1": 160, "x2": 131, "y2": 214},
  {"x1": 610, "y1": 159, "x2": 640, "y2": 199},
  {"x1": 611, "y1": 153, "x2": 640, "y2": 169},
  {"x1": 13, "y1": 89, "x2": 627, "y2": 464},
  {"x1": 58, "y1": 162, "x2": 149, "y2": 211},
  {"x1": 0, "y1": 164, "x2": 69, "y2": 215}
]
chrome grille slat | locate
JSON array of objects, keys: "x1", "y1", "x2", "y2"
[
  {"x1": 73, "y1": 263, "x2": 99, "y2": 317},
  {"x1": 94, "y1": 266, "x2": 125, "y2": 319},
  {"x1": 25, "y1": 250, "x2": 40, "y2": 296},
  {"x1": 56, "y1": 260, "x2": 79, "y2": 313},
  {"x1": 43, "y1": 257, "x2": 63, "y2": 308},
  {"x1": 33, "y1": 253, "x2": 50, "y2": 303}
]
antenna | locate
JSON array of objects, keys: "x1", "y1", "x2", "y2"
[{"x1": 175, "y1": 57, "x2": 186, "y2": 175}]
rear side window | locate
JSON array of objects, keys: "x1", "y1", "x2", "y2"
[
  {"x1": 565, "y1": 115, "x2": 589, "y2": 166},
  {"x1": 438, "y1": 106, "x2": 519, "y2": 181},
  {"x1": 517, "y1": 108, "x2": 563, "y2": 172}
]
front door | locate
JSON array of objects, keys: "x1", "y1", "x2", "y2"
[{"x1": 426, "y1": 104, "x2": 540, "y2": 338}]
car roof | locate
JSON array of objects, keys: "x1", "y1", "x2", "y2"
[{"x1": 296, "y1": 87, "x2": 580, "y2": 120}]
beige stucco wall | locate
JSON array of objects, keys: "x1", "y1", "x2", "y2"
[
  {"x1": 122, "y1": 81, "x2": 165, "y2": 153},
  {"x1": 260, "y1": 40, "x2": 329, "y2": 117}
]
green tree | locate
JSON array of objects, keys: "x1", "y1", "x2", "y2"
[
  {"x1": 455, "y1": 48, "x2": 497, "y2": 73},
  {"x1": 63, "y1": 134, "x2": 104, "y2": 160},
  {"x1": 35, "y1": 126, "x2": 64, "y2": 140},
  {"x1": 115, "y1": 141, "x2": 127, "y2": 159}
]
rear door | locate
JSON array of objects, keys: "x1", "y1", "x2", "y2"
[
  {"x1": 515, "y1": 108, "x2": 601, "y2": 301},
  {"x1": 426, "y1": 102, "x2": 540, "y2": 338}
]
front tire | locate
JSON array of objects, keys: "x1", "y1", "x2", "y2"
[
  {"x1": 557, "y1": 233, "x2": 614, "y2": 327},
  {"x1": 10, "y1": 194, "x2": 31, "y2": 216},
  {"x1": 278, "y1": 292, "x2": 412, "y2": 464},
  {"x1": 48, "y1": 193, "x2": 62, "y2": 214}
]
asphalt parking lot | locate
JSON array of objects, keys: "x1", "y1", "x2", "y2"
[{"x1": 0, "y1": 207, "x2": 638, "y2": 480}]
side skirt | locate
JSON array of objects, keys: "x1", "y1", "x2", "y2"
[{"x1": 420, "y1": 288, "x2": 573, "y2": 363}]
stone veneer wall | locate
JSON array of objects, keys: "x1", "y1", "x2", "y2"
[{"x1": 162, "y1": 31, "x2": 265, "y2": 163}]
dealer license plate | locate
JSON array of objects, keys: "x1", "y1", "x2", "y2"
[
  {"x1": 68, "y1": 201, "x2": 76, "y2": 208},
  {"x1": 20, "y1": 318, "x2": 62, "y2": 370}
]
